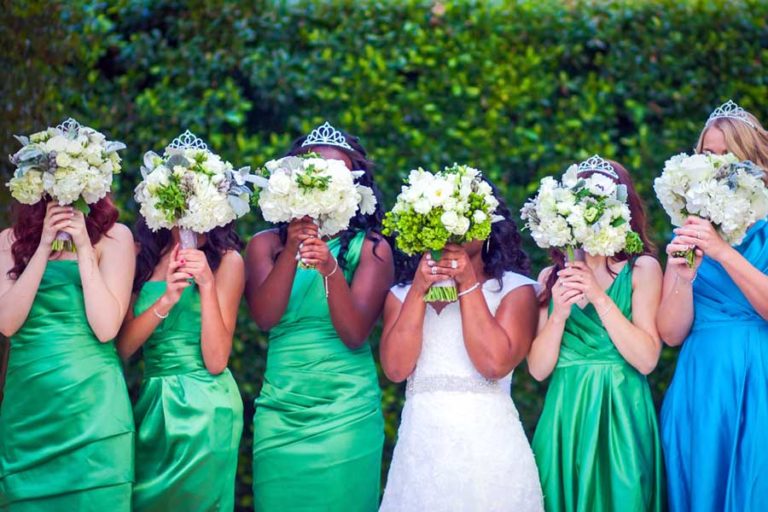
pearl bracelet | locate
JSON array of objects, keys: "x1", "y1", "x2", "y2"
[
  {"x1": 153, "y1": 308, "x2": 169, "y2": 319},
  {"x1": 458, "y1": 282, "x2": 481, "y2": 298}
]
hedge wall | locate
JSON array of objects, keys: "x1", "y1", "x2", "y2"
[{"x1": 2, "y1": 0, "x2": 768, "y2": 509}]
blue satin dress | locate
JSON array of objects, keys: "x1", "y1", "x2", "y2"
[{"x1": 661, "y1": 219, "x2": 768, "y2": 511}]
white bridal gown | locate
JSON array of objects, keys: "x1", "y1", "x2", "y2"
[{"x1": 380, "y1": 272, "x2": 544, "y2": 512}]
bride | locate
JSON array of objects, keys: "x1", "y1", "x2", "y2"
[{"x1": 379, "y1": 181, "x2": 544, "y2": 512}]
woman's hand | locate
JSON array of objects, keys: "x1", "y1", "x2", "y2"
[
  {"x1": 664, "y1": 236, "x2": 703, "y2": 282},
  {"x1": 61, "y1": 208, "x2": 92, "y2": 251},
  {"x1": 40, "y1": 202, "x2": 74, "y2": 249},
  {"x1": 550, "y1": 276, "x2": 583, "y2": 322},
  {"x1": 179, "y1": 248, "x2": 214, "y2": 289},
  {"x1": 285, "y1": 217, "x2": 318, "y2": 255},
  {"x1": 160, "y1": 244, "x2": 192, "y2": 307},
  {"x1": 558, "y1": 261, "x2": 606, "y2": 304},
  {"x1": 672, "y1": 216, "x2": 731, "y2": 263},
  {"x1": 433, "y1": 244, "x2": 477, "y2": 288},
  {"x1": 412, "y1": 253, "x2": 452, "y2": 295},
  {"x1": 298, "y1": 238, "x2": 336, "y2": 275}
]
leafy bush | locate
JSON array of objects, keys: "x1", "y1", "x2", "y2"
[{"x1": 2, "y1": 0, "x2": 768, "y2": 508}]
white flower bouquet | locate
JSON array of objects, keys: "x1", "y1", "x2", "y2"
[
  {"x1": 255, "y1": 152, "x2": 377, "y2": 241},
  {"x1": 134, "y1": 130, "x2": 256, "y2": 248},
  {"x1": 382, "y1": 163, "x2": 500, "y2": 302},
  {"x1": 654, "y1": 152, "x2": 768, "y2": 266},
  {"x1": 520, "y1": 157, "x2": 643, "y2": 260},
  {"x1": 7, "y1": 118, "x2": 126, "y2": 251}
]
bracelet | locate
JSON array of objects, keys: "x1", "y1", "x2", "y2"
[
  {"x1": 323, "y1": 258, "x2": 339, "y2": 298},
  {"x1": 152, "y1": 308, "x2": 169, "y2": 319},
  {"x1": 595, "y1": 300, "x2": 613, "y2": 316},
  {"x1": 457, "y1": 282, "x2": 481, "y2": 298}
]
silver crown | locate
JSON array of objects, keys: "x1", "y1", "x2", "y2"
[
  {"x1": 577, "y1": 154, "x2": 618, "y2": 179},
  {"x1": 166, "y1": 130, "x2": 209, "y2": 152},
  {"x1": 706, "y1": 100, "x2": 757, "y2": 129},
  {"x1": 301, "y1": 121, "x2": 352, "y2": 151},
  {"x1": 56, "y1": 117, "x2": 81, "y2": 133}
]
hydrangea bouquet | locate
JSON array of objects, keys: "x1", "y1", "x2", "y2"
[
  {"x1": 382, "y1": 163, "x2": 500, "y2": 302},
  {"x1": 520, "y1": 159, "x2": 643, "y2": 260},
  {"x1": 254, "y1": 153, "x2": 377, "y2": 266},
  {"x1": 654, "y1": 152, "x2": 768, "y2": 266},
  {"x1": 7, "y1": 118, "x2": 126, "y2": 251},
  {"x1": 134, "y1": 130, "x2": 256, "y2": 248}
]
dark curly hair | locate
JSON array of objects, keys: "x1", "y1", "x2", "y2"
[
  {"x1": 133, "y1": 218, "x2": 243, "y2": 292},
  {"x1": 276, "y1": 127, "x2": 386, "y2": 268},
  {"x1": 394, "y1": 178, "x2": 531, "y2": 288}
]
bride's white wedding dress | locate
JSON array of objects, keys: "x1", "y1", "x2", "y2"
[{"x1": 380, "y1": 272, "x2": 544, "y2": 512}]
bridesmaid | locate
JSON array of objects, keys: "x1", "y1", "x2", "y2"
[
  {"x1": 245, "y1": 122, "x2": 393, "y2": 511},
  {"x1": 0, "y1": 198, "x2": 135, "y2": 510},
  {"x1": 116, "y1": 221, "x2": 244, "y2": 510},
  {"x1": 528, "y1": 158, "x2": 665, "y2": 512},
  {"x1": 659, "y1": 100, "x2": 768, "y2": 511}
]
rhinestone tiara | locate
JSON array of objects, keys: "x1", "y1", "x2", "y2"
[
  {"x1": 577, "y1": 154, "x2": 618, "y2": 180},
  {"x1": 56, "y1": 117, "x2": 81, "y2": 133},
  {"x1": 706, "y1": 100, "x2": 757, "y2": 129},
  {"x1": 301, "y1": 121, "x2": 352, "y2": 151},
  {"x1": 166, "y1": 130, "x2": 209, "y2": 152}
]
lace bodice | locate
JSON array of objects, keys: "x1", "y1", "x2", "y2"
[{"x1": 390, "y1": 272, "x2": 538, "y2": 396}]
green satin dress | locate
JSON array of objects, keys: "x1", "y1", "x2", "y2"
[
  {"x1": 252, "y1": 232, "x2": 384, "y2": 512},
  {"x1": 132, "y1": 283, "x2": 243, "y2": 511},
  {"x1": 0, "y1": 260, "x2": 134, "y2": 511},
  {"x1": 531, "y1": 263, "x2": 665, "y2": 512}
]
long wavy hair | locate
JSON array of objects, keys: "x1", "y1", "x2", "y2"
[
  {"x1": 7, "y1": 195, "x2": 118, "y2": 279},
  {"x1": 132, "y1": 218, "x2": 243, "y2": 292},
  {"x1": 538, "y1": 160, "x2": 656, "y2": 305},
  {"x1": 277, "y1": 129, "x2": 386, "y2": 269},
  {"x1": 696, "y1": 114, "x2": 768, "y2": 171},
  {"x1": 394, "y1": 178, "x2": 531, "y2": 288}
]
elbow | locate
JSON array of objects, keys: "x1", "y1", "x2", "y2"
[
  {"x1": 528, "y1": 366, "x2": 550, "y2": 382},
  {"x1": 382, "y1": 364, "x2": 410, "y2": 383},
  {"x1": 205, "y1": 363, "x2": 228, "y2": 376},
  {"x1": 636, "y1": 358, "x2": 658, "y2": 376},
  {"x1": 340, "y1": 333, "x2": 368, "y2": 350},
  {"x1": 0, "y1": 323, "x2": 17, "y2": 338},
  {"x1": 658, "y1": 329, "x2": 684, "y2": 348},
  {"x1": 476, "y1": 358, "x2": 512, "y2": 381},
  {"x1": 95, "y1": 327, "x2": 120, "y2": 343}
]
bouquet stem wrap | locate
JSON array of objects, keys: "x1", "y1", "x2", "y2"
[{"x1": 179, "y1": 228, "x2": 198, "y2": 250}]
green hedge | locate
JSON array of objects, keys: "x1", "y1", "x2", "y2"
[{"x1": 2, "y1": 0, "x2": 768, "y2": 509}]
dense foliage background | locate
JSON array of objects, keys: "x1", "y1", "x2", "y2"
[{"x1": 2, "y1": 0, "x2": 768, "y2": 508}]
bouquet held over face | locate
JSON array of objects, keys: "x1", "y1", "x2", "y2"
[
  {"x1": 520, "y1": 155, "x2": 644, "y2": 261},
  {"x1": 382, "y1": 163, "x2": 501, "y2": 302},
  {"x1": 654, "y1": 152, "x2": 768, "y2": 267},
  {"x1": 7, "y1": 118, "x2": 126, "y2": 251}
]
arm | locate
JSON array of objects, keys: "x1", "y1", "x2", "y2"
[
  {"x1": 564, "y1": 257, "x2": 663, "y2": 375},
  {"x1": 656, "y1": 228, "x2": 702, "y2": 346},
  {"x1": 526, "y1": 267, "x2": 583, "y2": 381},
  {"x1": 181, "y1": 249, "x2": 245, "y2": 375},
  {"x1": 431, "y1": 245, "x2": 538, "y2": 379},
  {"x1": 245, "y1": 219, "x2": 315, "y2": 330},
  {"x1": 0, "y1": 204, "x2": 72, "y2": 336},
  {"x1": 67, "y1": 213, "x2": 136, "y2": 342},
  {"x1": 301, "y1": 235, "x2": 394, "y2": 348},
  {"x1": 116, "y1": 244, "x2": 192, "y2": 359},
  {"x1": 675, "y1": 216, "x2": 768, "y2": 321},
  {"x1": 380, "y1": 254, "x2": 447, "y2": 382}
]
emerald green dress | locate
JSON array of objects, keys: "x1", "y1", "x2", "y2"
[
  {"x1": 531, "y1": 263, "x2": 665, "y2": 512},
  {"x1": 132, "y1": 283, "x2": 243, "y2": 511},
  {"x1": 252, "y1": 232, "x2": 384, "y2": 511},
  {"x1": 0, "y1": 260, "x2": 134, "y2": 511}
]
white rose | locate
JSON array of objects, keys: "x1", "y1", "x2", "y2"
[{"x1": 473, "y1": 210, "x2": 487, "y2": 224}]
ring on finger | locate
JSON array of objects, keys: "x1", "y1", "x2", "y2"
[
  {"x1": 451, "y1": 260, "x2": 458, "y2": 269},
  {"x1": 431, "y1": 266, "x2": 437, "y2": 275}
]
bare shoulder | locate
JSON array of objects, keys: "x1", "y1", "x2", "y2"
[
  {"x1": 362, "y1": 233, "x2": 393, "y2": 261},
  {"x1": 247, "y1": 228, "x2": 280, "y2": 253},
  {"x1": 105, "y1": 223, "x2": 134, "y2": 244},
  {"x1": 633, "y1": 255, "x2": 662, "y2": 276},
  {"x1": 537, "y1": 265, "x2": 555, "y2": 284},
  {"x1": 0, "y1": 228, "x2": 15, "y2": 252},
  {"x1": 220, "y1": 249, "x2": 245, "y2": 270}
]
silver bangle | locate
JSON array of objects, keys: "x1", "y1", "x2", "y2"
[
  {"x1": 457, "y1": 282, "x2": 481, "y2": 298},
  {"x1": 152, "y1": 308, "x2": 169, "y2": 319},
  {"x1": 323, "y1": 258, "x2": 339, "y2": 298}
]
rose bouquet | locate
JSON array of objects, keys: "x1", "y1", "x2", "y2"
[
  {"x1": 520, "y1": 159, "x2": 643, "y2": 260},
  {"x1": 382, "y1": 163, "x2": 500, "y2": 302},
  {"x1": 7, "y1": 118, "x2": 125, "y2": 251},
  {"x1": 134, "y1": 130, "x2": 255, "y2": 248},
  {"x1": 654, "y1": 152, "x2": 768, "y2": 266},
  {"x1": 254, "y1": 153, "x2": 377, "y2": 265}
]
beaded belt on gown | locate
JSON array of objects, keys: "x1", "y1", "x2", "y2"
[{"x1": 406, "y1": 374, "x2": 505, "y2": 395}]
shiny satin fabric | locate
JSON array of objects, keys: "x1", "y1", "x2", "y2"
[
  {"x1": 662, "y1": 219, "x2": 768, "y2": 511},
  {"x1": 132, "y1": 282, "x2": 243, "y2": 511},
  {"x1": 252, "y1": 232, "x2": 384, "y2": 512},
  {"x1": 532, "y1": 263, "x2": 665, "y2": 512},
  {"x1": 0, "y1": 260, "x2": 134, "y2": 510}
]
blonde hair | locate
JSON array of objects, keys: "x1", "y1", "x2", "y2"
[{"x1": 696, "y1": 112, "x2": 768, "y2": 170}]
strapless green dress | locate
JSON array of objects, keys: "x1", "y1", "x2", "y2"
[
  {"x1": 252, "y1": 232, "x2": 384, "y2": 511},
  {"x1": 0, "y1": 260, "x2": 134, "y2": 511},
  {"x1": 132, "y1": 283, "x2": 243, "y2": 511}
]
